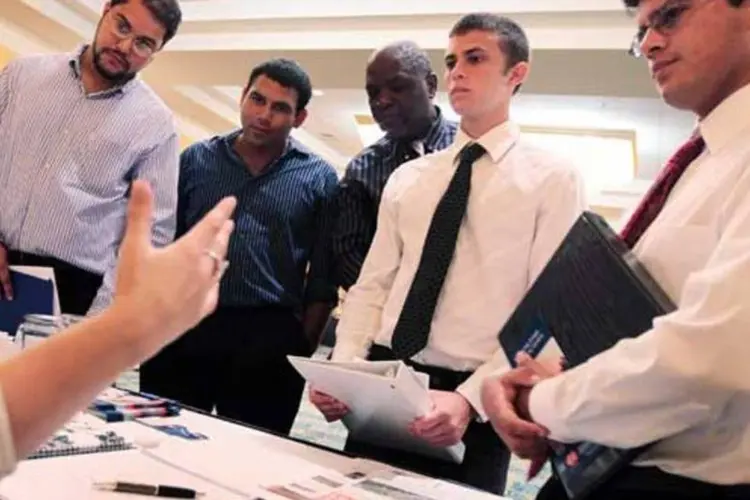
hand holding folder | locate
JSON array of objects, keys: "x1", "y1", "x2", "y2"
[
  {"x1": 288, "y1": 356, "x2": 466, "y2": 463},
  {"x1": 495, "y1": 211, "x2": 675, "y2": 499},
  {"x1": 309, "y1": 387, "x2": 351, "y2": 422}
]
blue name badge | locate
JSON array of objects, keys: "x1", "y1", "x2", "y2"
[{"x1": 512, "y1": 314, "x2": 552, "y2": 367}]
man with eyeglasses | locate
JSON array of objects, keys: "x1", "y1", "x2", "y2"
[
  {"x1": 481, "y1": 0, "x2": 750, "y2": 499},
  {"x1": 0, "y1": 0, "x2": 182, "y2": 315}
]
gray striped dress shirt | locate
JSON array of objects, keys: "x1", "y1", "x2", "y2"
[{"x1": 0, "y1": 47, "x2": 179, "y2": 313}]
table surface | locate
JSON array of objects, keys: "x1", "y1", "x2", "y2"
[{"x1": 0, "y1": 399, "x2": 510, "y2": 499}]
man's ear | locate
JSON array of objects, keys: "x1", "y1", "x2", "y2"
[
  {"x1": 507, "y1": 61, "x2": 530, "y2": 90},
  {"x1": 293, "y1": 108, "x2": 308, "y2": 128},
  {"x1": 425, "y1": 72, "x2": 438, "y2": 99}
]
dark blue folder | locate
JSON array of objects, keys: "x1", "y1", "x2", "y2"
[
  {"x1": 498, "y1": 211, "x2": 675, "y2": 500},
  {"x1": 0, "y1": 270, "x2": 54, "y2": 335}
]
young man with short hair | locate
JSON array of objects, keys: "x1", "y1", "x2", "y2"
[
  {"x1": 312, "y1": 13, "x2": 586, "y2": 494},
  {"x1": 483, "y1": 1, "x2": 750, "y2": 498},
  {"x1": 141, "y1": 58, "x2": 339, "y2": 436}
]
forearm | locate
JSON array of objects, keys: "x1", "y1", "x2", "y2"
[
  {"x1": 456, "y1": 349, "x2": 511, "y2": 421},
  {"x1": 528, "y1": 322, "x2": 731, "y2": 447},
  {"x1": 303, "y1": 301, "x2": 333, "y2": 347},
  {"x1": 331, "y1": 278, "x2": 392, "y2": 361},
  {"x1": 0, "y1": 306, "x2": 155, "y2": 459}
]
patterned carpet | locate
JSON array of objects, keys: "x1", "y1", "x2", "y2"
[{"x1": 117, "y1": 347, "x2": 549, "y2": 500}]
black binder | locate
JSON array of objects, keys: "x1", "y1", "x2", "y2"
[{"x1": 497, "y1": 211, "x2": 675, "y2": 500}]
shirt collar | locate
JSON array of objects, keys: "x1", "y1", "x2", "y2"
[
  {"x1": 421, "y1": 106, "x2": 452, "y2": 150},
  {"x1": 224, "y1": 129, "x2": 311, "y2": 164},
  {"x1": 286, "y1": 136, "x2": 312, "y2": 158},
  {"x1": 68, "y1": 45, "x2": 136, "y2": 98},
  {"x1": 699, "y1": 83, "x2": 750, "y2": 154},
  {"x1": 386, "y1": 105, "x2": 453, "y2": 154},
  {"x1": 452, "y1": 120, "x2": 520, "y2": 164}
]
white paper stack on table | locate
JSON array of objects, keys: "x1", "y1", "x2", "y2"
[{"x1": 288, "y1": 356, "x2": 466, "y2": 463}]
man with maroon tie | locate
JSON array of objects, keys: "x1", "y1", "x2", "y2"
[{"x1": 482, "y1": 1, "x2": 750, "y2": 498}]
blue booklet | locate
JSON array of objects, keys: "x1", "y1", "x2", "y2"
[
  {"x1": 0, "y1": 270, "x2": 54, "y2": 335},
  {"x1": 498, "y1": 211, "x2": 675, "y2": 499}
]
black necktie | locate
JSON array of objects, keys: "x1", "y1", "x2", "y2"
[{"x1": 390, "y1": 142, "x2": 487, "y2": 359}]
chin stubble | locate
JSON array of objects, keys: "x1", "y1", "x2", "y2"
[{"x1": 93, "y1": 50, "x2": 133, "y2": 84}]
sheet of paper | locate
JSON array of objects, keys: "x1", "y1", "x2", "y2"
[
  {"x1": 293, "y1": 356, "x2": 402, "y2": 377},
  {"x1": 384, "y1": 474, "x2": 510, "y2": 499},
  {"x1": 143, "y1": 437, "x2": 350, "y2": 498},
  {"x1": 0, "y1": 449, "x2": 246, "y2": 499}
]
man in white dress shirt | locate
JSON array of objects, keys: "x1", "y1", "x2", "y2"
[
  {"x1": 482, "y1": 1, "x2": 750, "y2": 499},
  {"x1": 310, "y1": 13, "x2": 585, "y2": 494}
]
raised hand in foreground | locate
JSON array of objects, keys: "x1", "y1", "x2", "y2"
[{"x1": 0, "y1": 180, "x2": 236, "y2": 473}]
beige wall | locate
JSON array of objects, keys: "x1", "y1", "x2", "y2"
[
  {"x1": 0, "y1": 45, "x2": 15, "y2": 67},
  {"x1": 179, "y1": 134, "x2": 194, "y2": 151}
]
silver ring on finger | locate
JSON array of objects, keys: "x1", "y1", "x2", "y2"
[{"x1": 204, "y1": 249, "x2": 227, "y2": 277}]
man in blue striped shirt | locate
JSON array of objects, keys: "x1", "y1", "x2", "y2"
[
  {"x1": 140, "y1": 58, "x2": 339, "y2": 435},
  {"x1": 331, "y1": 41, "x2": 458, "y2": 291},
  {"x1": 0, "y1": 0, "x2": 182, "y2": 316}
]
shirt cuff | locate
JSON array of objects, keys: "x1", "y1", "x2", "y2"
[
  {"x1": 0, "y1": 389, "x2": 18, "y2": 479},
  {"x1": 455, "y1": 382, "x2": 489, "y2": 423},
  {"x1": 330, "y1": 339, "x2": 369, "y2": 362},
  {"x1": 528, "y1": 377, "x2": 575, "y2": 443}
]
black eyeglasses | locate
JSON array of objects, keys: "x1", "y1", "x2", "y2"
[
  {"x1": 110, "y1": 13, "x2": 158, "y2": 58},
  {"x1": 629, "y1": 0, "x2": 711, "y2": 57}
]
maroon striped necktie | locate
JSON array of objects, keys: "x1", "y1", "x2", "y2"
[{"x1": 620, "y1": 134, "x2": 706, "y2": 248}]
